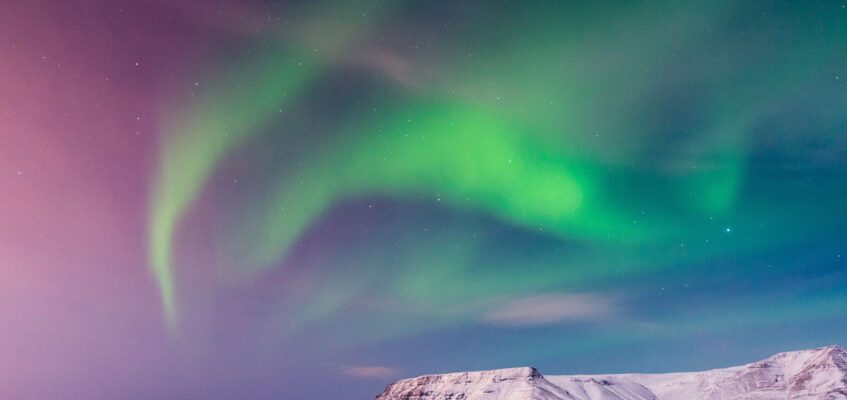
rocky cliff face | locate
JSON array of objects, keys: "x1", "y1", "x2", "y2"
[{"x1": 376, "y1": 346, "x2": 847, "y2": 400}]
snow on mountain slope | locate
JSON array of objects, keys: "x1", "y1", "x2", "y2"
[
  {"x1": 376, "y1": 346, "x2": 847, "y2": 400},
  {"x1": 548, "y1": 376, "x2": 656, "y2": 400},
  {"x1": 374, "y1": 367, "x2": 577, "y2": 400},
  {"x1": 613, "y1": 345, "x2": 847, "y2": 400}
]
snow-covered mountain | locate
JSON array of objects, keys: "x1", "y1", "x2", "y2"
[{"x1": 375, "y1": 345, "x2": 847, "y2": 400}]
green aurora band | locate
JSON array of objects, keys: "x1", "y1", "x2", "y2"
[
  {"x1": 149, "y1": 0, "x2": 392, "y2": 328},
  {"x1": 150, "y1": 1, "x2": 847, "y2": 335}
]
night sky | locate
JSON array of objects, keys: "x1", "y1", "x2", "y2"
[{"x1": 2, "y1": 1, "x2": 846, "y2": 398}]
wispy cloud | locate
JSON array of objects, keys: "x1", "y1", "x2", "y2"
[
  {"x1": 341, "y1": 366, "x2": 399, "y2": 379},
  {"x1": 482, "y1": 293, "x2": 617, "y2": 326}
]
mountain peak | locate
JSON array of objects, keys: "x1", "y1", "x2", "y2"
[
  {"x1": 376, "y1": 346, "x2": 847, "y2": 399},
  {"x1": 398, "y1": 366, "x2": 541, "y2": 382},
  {"x1": 777, "y1": 344, "x2": 846, "y2": 356},
  {"x1": 809, "y1": 345, "x2": 847, "y2": 362},
  {"x1": 819, "y1": 345, "x2": 847, "y2": 357},
  {"x1": 376, "y1": 366, "x2": 569, "y2": 400},
  {"x1": 761, "y1": 345, "x2": 847, "y2": 374}
]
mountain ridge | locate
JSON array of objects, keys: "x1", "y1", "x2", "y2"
[{"x1": 376, "y1": 346, "x2": 847, "y2": 399}]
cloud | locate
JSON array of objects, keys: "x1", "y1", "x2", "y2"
[
  {"x1": 482, "y1": 293, "x2": 617, "y2": 326},
  {"x1": 341, "y1": 366, "x2": 399, "y2": 379}
]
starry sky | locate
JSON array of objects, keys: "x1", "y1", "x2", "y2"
[{"x1": 1, "y1": 1, "x2": 846, "y2": 398}]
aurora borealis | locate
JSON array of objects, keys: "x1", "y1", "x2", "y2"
[{"x1": 2, "y1": 1, "x2": 847, "y2": 398}]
